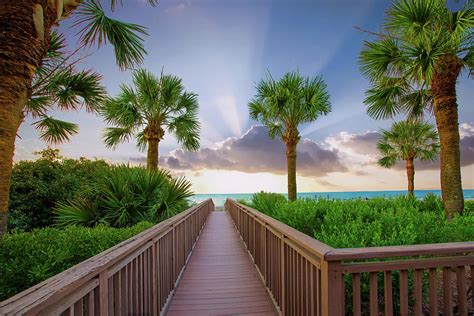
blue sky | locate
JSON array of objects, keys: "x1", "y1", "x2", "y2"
[{"x1": 16, "y1": 0, "x2": 474, "y2": 193}]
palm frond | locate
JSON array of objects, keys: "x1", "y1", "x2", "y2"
[
  {"x1": 74, "y1": 0, "x2": 148, "y2": 69},
  {"x1": 33, "y1": 116, "x2": 79, "y2": 144},
  {"x1": 46, "y1": 69, "x2": 106, "y2": 112},
  {"x1": 103, "y1": 127, "x2": 134, "y2": 148},
  {"x1": 168, "y1": 109, "x2": 201, "y2": 151},
  {"x1": 25, "y1": 96, "x2": 51, "y2": 118},
  {"x1": 101, "y1": 91, "x2": 141, "y2": 127}
]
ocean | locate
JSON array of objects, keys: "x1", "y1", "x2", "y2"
[{"x1": 190, "y1": 189, "x2": 474, "y2": 207}]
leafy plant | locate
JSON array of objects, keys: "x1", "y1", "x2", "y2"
[
  {"x1": 0, "y1": 222, "x2": 153, "y2": 301},
  {"x1": 8, "y1": 149, "x2": 109, "y2": 231},
  {"x1": 55, "y1": 165, "x2": 193, "y2": 228},
  {"x1": 248, "y1": 192, "x2": 287, "y2": 216}
]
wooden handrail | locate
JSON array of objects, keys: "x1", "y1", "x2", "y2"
[
  {"x1": 0, "y1": 199, "x2": 214, "y2": 315},
  {"x1": 226, "y1": 199, "x2": 474, "y2": 316},
  {"x1": 326, "y1": 241, "x2": 474, "y2": 261}
]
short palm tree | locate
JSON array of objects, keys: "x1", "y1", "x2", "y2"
[
  {"x1": 0, "y1": 0, "x2": 156, "y2": 234},
  {"x1": 359, "y1": 0, "x2": 473, "y2": 217},
  {"x1": 378, "y1": 121, "x2": 440, "y2": 197},
  {"x1": 101, "y1": 69, "x2": 201, "y2": 170},
  {"x1": 249, "y1": 71, "x2": 331, "y2": 201}
]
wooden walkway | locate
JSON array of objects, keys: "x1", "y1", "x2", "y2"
[{"x1": 166, "y1": 211, "x2": 277, "y2": 315}]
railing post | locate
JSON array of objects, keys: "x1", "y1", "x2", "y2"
[
  {"x1": 151, "y1": 241, "x2": 158, "y2": 315},
  {"x1": 172, "y1": 226, "x2": 176, "y2": 282},
  {"x1": 280, "y1": 236, "x2": 286, "y2": 314},
  {"x1": 99, "y1": 271, "x2": 109, "y2": 315},
  {"x1": 321, "y1": 260, "x2": 344, "y2": 316}
]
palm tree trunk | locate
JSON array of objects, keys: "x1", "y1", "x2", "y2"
[
  {"x1": 406, "y1": 158, "x2": 415, "y2": 197},
  {"x1": 147, "y1": 138, "x2": 159, "y2": 170},
  {"x1": 0, "y1": 1, "x2": 56, "y2": 234},
  {"x1": 430, "y1": 55, "x2": 464, "y2": 219},
  {"x1": 286, "y1": 142, "x2": 297, "y2": 202}
]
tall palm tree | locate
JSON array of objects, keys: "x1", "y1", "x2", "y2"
[
  {"x1": 378, "y1": 121, "x2": 440, "y2": 197},
  {"x1": 249, "y1": 71, "x2": 331, "y2": 201},
  {"x1": 359, "y1": 0, "x2": 473, "y2": 217},
  {"x1": 0, "y1": 0, "x2": 156, "y2": 234},
  {"x1": 101, "y1": 69, "x2": 201, "y2": 170}
]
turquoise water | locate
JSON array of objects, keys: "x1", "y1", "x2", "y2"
[{"x1": 190, "y1": 190, "x2": 474, "y2": 207}]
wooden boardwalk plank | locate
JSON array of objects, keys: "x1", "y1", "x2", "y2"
[{"x1": 166, "y1": 211, "x2": 277, "y2": 315}]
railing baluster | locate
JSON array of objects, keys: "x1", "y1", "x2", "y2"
[
  {"x1": 369, "y1": 272, "x2": 378, "y2": 316},
  {"x1": 456, "y1": 266, "x2": 467, "y2": 316},
  {"x1": 352, "y1": 273, "x2": 361, "y2": 316},
  {"x1": 384, "y1": 271, "x2": 393, "y2": 316},
  {"x1": 414, "y1": 269, "x2": 423, "y2": 315},
  {"x1": 429, "y1": 268, "x2": 438, "y2": 316},
  {"x1": 443, "y1": 267, "x2": 453, "y2": 316},
  {"x1": 99, "y1": 272, "x2": 108, "y2": 316},
  {"x1": 400, "y1": 270, "x2": 409, "y2": 316}
]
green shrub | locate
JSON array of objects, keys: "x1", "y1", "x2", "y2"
[
  {"x1": 0, "y1": 222, "x2": 153, "y2": 301},
  {"x1": 464, "y1": 200, "x2": 474, "y2": 215},
  {"x1": 8, "y1": 149, "x2": 109, "y2": 231},
  {"x1": 55, "y1": 165, "x2": 193, "y2": 228},
  {"x1": 248, "y1": 192, "x2": 287, "y2": 216},
  {"x1": 248, "y1": 193, "x2": 474, "y2": 247}
]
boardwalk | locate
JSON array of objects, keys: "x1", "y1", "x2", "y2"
[
  {"x1": 166, "y1": 211, "x2": 277, "y2": 315},
  {"x1": 2, "y1": 199, "x2": 472, "y2": 316}
]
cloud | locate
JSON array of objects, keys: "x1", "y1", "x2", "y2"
[
  {"x1": 326, "y1": 123, "x2": 474, "y2": 171},
  {"x1": 164, "y1": 1, "x2": 191, "y2": 13},
  {"x1": 154, "y1": 125, "x2": 347, "y2": 177}
]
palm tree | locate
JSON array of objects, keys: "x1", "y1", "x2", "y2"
[
  {"x1": 359, "y1": 0, "x2": 473, "y2": 217},
  {"x1": 249, "y1": 71, "x2": 331, "y2": 201},
  {"x1": 101, "y1": 69, "x2": 201, "y2": 170},
  {"x1": 0, "y1": 0, "x2": 156, "y2": 234},
  {"x1": 378, "y1": 121, "x2": 440, "y2": 197}
]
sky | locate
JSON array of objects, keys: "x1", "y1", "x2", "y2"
[{"x1": 15, "y1": 0, "x2": 474, "y2": 194}]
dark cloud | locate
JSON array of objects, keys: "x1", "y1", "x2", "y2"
[
  {"x1": 343, "y1": 131, "x2": 380, "y2": 156},
  {"x1": 338, "y1": 125, "x2": 474, "y2": 171},
  {"x1": 158, "y1": 125, "x2": 347, "y2": 177}
]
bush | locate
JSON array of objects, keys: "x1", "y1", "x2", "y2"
[
  {"x1": 8, "y1": 149, "x2": 109, "y2": 231},
  {"x1": 248, "y1": 192, "x2": 287, "y2": 216},
  {"x1": 248, "y1": 193, "x2": 474, "y2": 247},
  {"x1": 55, "y1": 165, "x2": 193, "y2": 228},
  {"x1": 0, "y1": 222, "x2": 153, "y2": 301}
]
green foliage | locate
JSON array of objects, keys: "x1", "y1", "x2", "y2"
[
  {"x1": 55, "y1": 165, "x2": 193, "y2": 228},
  {"x1": 8, "y1": 149, "x2": 109, "y2": 231},
  {"x1": 26, "y1": 32, "x2": 107, "y2": 145},
  {"x1": 0, "y1": 222, "x2": 153, "y2": 301},
  {"x1": 74, "y1": 1, "x2": 148, "y2": 70},
  {"x1": 248, "y1": 193, "x2": 474, "y2": 248},
  {"x1": 464, "y1": 199, "x2": 474, "y2": 215},
  {"x1": 248, "y1": 71, "x2": 331, "y2": 141},
  {"x1": 248, "y1": 192, "x2": 287, "y2": 216}
]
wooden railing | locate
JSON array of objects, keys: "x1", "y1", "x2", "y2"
[
  {"x1": 0, "y1": 199, "x2": 214, "y2": 316},
  {"x1": 226, "y1": 199, "x2": 474, "y2": 316}
]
